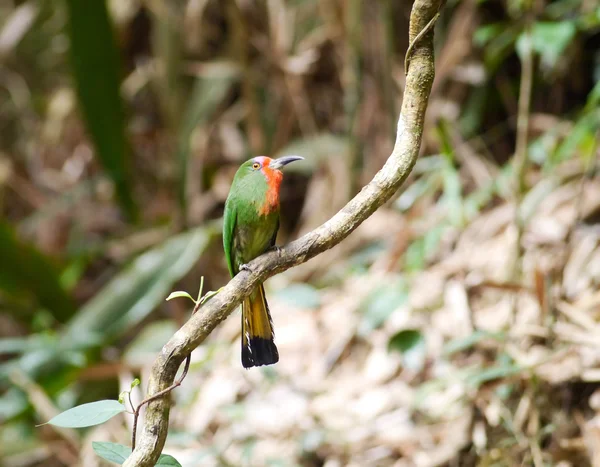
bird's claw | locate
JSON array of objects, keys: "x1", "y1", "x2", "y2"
[{"x1": 240, "y1": 247, "x2": 281, "y2": 274}]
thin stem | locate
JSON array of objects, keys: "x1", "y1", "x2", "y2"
[
  {"x1": 226, "y1": 0, "x2": 264, "y2": 154},
  {"x1": 381, "y1": 0, "x2": 397, "y2": 138},
  {"x1": 404, "y1": 11, "x2": 441, "y2": 73},
  {"x1": 130, "y1": 290, "x2": 203, "y2": 449},
  {"x1": 131, "y1": 355, "x2": 191, "y2": 450},
  {"x1": 510, "y1": 21, "x2": 534, "y2": 284},
  {"x1": 513, "y1": 27, "x2": 534, "y2": 200},
  {"x1": 344, "y1": 0, "x2": 363, "y2": 194},
  {"x1": 127, "y1": 390, "x2": 135, "y2": 414}
]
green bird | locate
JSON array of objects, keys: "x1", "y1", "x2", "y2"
[{"x1": 223, "y1": 155, "x2": 303, "y2": 368}]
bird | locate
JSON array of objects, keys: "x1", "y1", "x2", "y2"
[{"x1": 223, "y1": 155, "x2": 303, "y2": 368}]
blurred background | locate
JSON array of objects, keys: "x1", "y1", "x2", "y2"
[{"x1": 1, "y1": 0, "x2": 600, "y2": 465}]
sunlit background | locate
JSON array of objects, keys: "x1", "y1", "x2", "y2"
[{"x1": 2, "y1": 0, "x2": 600, "y2": 465}]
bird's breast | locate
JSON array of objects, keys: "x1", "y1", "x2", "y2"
[{"x1": 233, "y1": 209, "x2": 279, "y2": 268}]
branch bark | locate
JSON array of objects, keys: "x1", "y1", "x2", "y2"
[{"x1": 123, "y1": 1, "x2": 442, "y2": 464}]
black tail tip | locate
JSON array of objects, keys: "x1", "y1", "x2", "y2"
[{"x1": 242, "y1": 338, "x2": 279, "y2": 368}]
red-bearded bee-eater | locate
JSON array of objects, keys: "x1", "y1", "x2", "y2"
[{"x1": 223, "y1": 155, "x2": 303, "y2": 368}]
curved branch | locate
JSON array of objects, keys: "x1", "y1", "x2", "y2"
[{"x1": 123, "y1": 1, "x2": 442, "y2": 465}]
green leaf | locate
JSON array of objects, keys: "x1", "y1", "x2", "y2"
[
  {"x1": 463, "y1": 182, "x2": 496, "y2": 221},
  {"x1": 196, "y1": 276, "x2": 205, "y2": 303},
  {"x1": 275, "y1": 284, "x2": 321, "y2": 309},
  {"x1": 553, "y1": 113, "x2": 600, "y2": 164},
  {"x1": 517, "y1": 22, "x2": 577, "y2": 71},
  {"x1": 156, "y1": 454, "x2": 183, "y2": 466},
  {"x1": 65, "y1": 0, "x2": 136, "y2": 220},
  {"x1": 395, "y1": 177, "x2": 435, "y2": 211},
  {"x1": 347, "y1": 242, "x2": 386, "y2": 272},
  {"x1": 473, "y1": 23, "x2": 504, "y2": 47},
  {"x1": 123, "y1": 321, "x2": 178, "y2": 366},
  {"x1": 44, "y1": 400, "x2": 125, "y2": 428},
  {"x1": 130, "y1": 378, "x2": 140, "y2": 389},
  {"x1": 92, "y1": 441, "x2": 182, "y2": 466},
  {"x1": 0, "y1": 222, "x2": 76, "y2": 322},
  {"x1": 404, "y1": 225, "x2": 446, "y2": 273},
  {"x1": 0, "y1": 388, "x2": 29, "y2": 421},
  {"x1": 0, "y1": 337, "x2": 31, "y2": 355},
  {"x1": 388, "y1": 329, "x2": 426, "y2": 371},
  {"x1": 442, "y1": 330, "x2": 505, "y2": 356},
  {"x1": 479, "y1": 23, "x2": 520, "y2": 71},
  {"x1": 65, "y1": 227, "x2": 213, "y2": 346},
  {"x1": 176, "y1": 70, "x2": 237, "y2": 214},
  {"x1": 466, "y1": 363, "x2": 522, "y2": 388},
  {"x1": 441, "y1": 165, "x2": 464, "y2": 227},
  {"x1": 92, "y1": 441, "x2": 131, "y2": 464},
  {"x1": 358, "y1": 281, "x2": 408, "y2": 336},
  {"x1": 459, "y1": 85, "x2": 489, "y2": 137},
  {"x1": 199, "y1": 289, "x2": 220, "y2": 305},
  {"x1": 519, "y1": 178, "x2": 560, "y2": 224},
  {"x1": 528, "y1": 130, "x2": 560, "y2": 165},
  {"x1": 473, "y1": 23, "x2": 506, "y2": 47},
  {"x1": 388, "y1": 330, "x2": 423, "y2": 353},
  {"x1": 585, "y1": 79, "x2": 600, "y2": 111},
  {"x1": 165, "y1": 291, "x2": 196, "y2": 303}
]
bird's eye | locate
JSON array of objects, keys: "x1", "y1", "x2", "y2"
[{"x1": 252, "y1": 162, "x2": 260, "y2": 170}]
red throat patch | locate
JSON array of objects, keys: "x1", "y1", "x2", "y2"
[{"x1": 256, "y1": 156, "x2": 283, "y2": 216}]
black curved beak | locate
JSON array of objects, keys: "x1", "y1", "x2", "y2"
[{"x1": 269, "y1": 155, "x2": 304, "y2": 170}]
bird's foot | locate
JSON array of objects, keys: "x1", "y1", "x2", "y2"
[
  {"x1": 240, "y1": 263, "x2": 253, "y2": 273},
  {"x1": 268, "y1": 245, "x2": 282, "y2": 256}
]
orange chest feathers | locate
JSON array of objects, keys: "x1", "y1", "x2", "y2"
[{"x1": 259, "y1": 168, "x2": 283, "y2": 216}]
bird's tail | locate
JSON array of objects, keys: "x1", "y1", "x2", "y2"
[{"x1": 241, "y1": 283, "x2": 279, "y2": 368}]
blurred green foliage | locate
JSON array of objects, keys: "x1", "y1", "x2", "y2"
[
  {"x1": 65, "y1": 0, "x2": 137, "y2": 220},
  {"x1": 0, "y1": 221, "x2": 75, "y2": 322}
]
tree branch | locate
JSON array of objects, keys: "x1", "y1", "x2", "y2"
[{"x1": 123, "y1": 1, "x2": 442, "y2": 464}]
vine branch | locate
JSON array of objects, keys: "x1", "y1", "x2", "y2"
[
  {"x1": 130, "y1": 289, "x2": 204, "y2": 449},
  {"x1": 123, "y1": 1, "x2": 443, "y2": 465},
  {"x1": 131, "y1": 355, "x2": 190, "y2": 450}
]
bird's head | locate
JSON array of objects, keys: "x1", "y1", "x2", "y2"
[
  {"x1": 233, "y1": 155, "x2": 303, "y2": 214},
  {"x1": 239, "y1": 155, "x2": 303, "y2": 186},
  {"x1": 242, "y1": 155, "x2": 303, "y2": 174}
]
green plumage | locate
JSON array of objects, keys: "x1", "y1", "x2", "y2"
[
  {"x1": 223, "y1": 158, "x2": 281, "y2": 368},
  {"x1": 223, "y1": 161, "x2": 280, "y2": 277},
  {"x1": 224, "y1": 155, "x2": 302, "y2": 368}
]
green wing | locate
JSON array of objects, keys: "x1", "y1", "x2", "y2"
[
  {"x1": 223, "y1": 199, "x2": 237, "y2": 277},
  {"x1": 269, "y1": 217, "x2": 279, "y2": 248}
]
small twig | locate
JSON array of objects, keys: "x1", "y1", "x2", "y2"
[
  {"x1": 509, "y1": 20, "x2": 534, "y2": 322},
  {"x1": 381, "y1": 0, "x2": 398, "y2": 138},
  {"x1": 343, "y1": 0, "x2": 363, "y2": 193},
  {"x1": 226, "y1": 0, "x2": 264, "y2": 154},
  {"x1": 512, "y1": 24, "x2": 534, "y2": 201},
  {"x1": 131, "y1": 355, "x2": 191, "y2": 450},
  {"x1": 131, "y1": 295, "x2": 203, "y2": 449},
  {"x1": 127, "y1": 390, "x2": 135, "y2": 415},
  {"x1": 404, "y1": 10, "x2": 441, "y2": 73}
]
